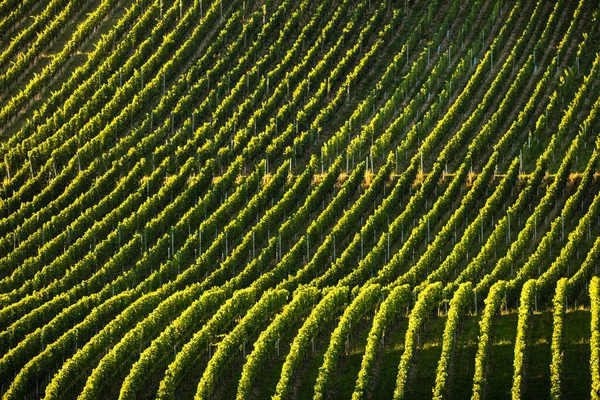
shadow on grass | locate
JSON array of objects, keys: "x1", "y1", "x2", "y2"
[
  {"x1": 447, "y1": 314, "x2": 481, "y2": 399},
  {"x1": 486, "y1": 312, "x2": 517, "y2": 400},
  {"x1": 562, "y1": 309, "x2": 591, "y2": 399}
]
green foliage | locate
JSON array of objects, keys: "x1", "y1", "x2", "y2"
[
  {"x1": 394, "y1": 282, "x2": 442, "y2": 400},
  {"x1": 511, "y1": 279, "x2": 536, "y2": 400},
  {"x1": 1, "y1": 0, "x2": 599, "y2": 398},
  {"x1": 591, "y1": 277, "x2": 600, "y2": 400}
]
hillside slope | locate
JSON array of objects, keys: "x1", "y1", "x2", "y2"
[{"x1": 1, "y1": 0, "x2": 600, "y2": 398}]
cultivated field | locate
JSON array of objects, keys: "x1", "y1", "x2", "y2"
[{"x1": 1, "y1": 0, "x2": 600, "y2": 398}]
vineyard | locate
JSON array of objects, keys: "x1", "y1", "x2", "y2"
[{"x1": 1, "y1": 0, "x2": 600, "y2": 398}]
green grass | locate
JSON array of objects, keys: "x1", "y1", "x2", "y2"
[
  {"x1": 241, "y1": 309, "x2": 594, "y2": 399},
  {"x1": 521, "y1": 311, "x2": 552, "y2": 400},
  {"x1": 404, "y1": 316, "x2": 446, "y2": 400},
  {"x1": 562, "y1": 308, "x2": 591, "y2": 399},
  {"x1": 254, "y1": 356, "x2": 287, "y2": 399},
  {"x1": 486, "y1": 312, "x2": 518, "y2": 400},
  {"x1": 447, "y1": 314, "x2": 481, "y2": 399},
  {"x1": 372, "y1": 318, "x2": 409, "y2": 400},
  {"x1": 295, "y1": 342, "x2": 326, "y2": 400},
  {"x1": 333, "y1": 321, "x2": 372, "y2": 400}
]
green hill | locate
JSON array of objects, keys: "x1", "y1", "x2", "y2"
[{"x1": 1, "y1": 0, "x2": 600, "y2": 398}]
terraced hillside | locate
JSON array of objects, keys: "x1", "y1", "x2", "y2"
[{"x1": 1, "y1": 0, "x2": 600, "y2": 398}]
